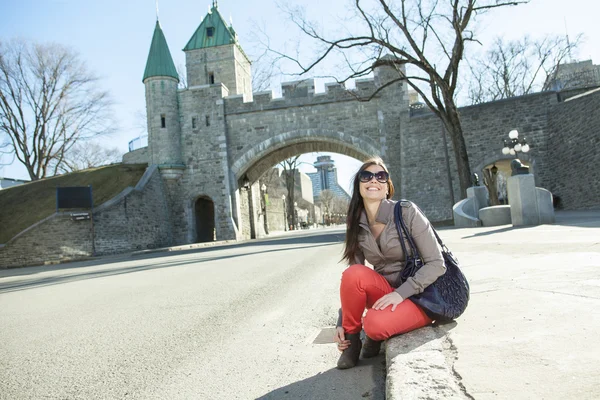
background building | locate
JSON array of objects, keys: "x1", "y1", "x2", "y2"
[
  {"x1": 306, "y1": 155, "x2": 351, "y2": 203},
  {"x1": 0, "y1": 177, "x2": 28, "y2": 190},
  {"x1": 544, "y1": 59, "x2": 600, "y2": 91}
]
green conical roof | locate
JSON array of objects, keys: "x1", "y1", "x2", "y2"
[
  {"x1": 184, "y1": 5, "x2": 237, "y2": 50},
  {"x1": 143, "y1": 21, "x2": 179, "y2": 82}
]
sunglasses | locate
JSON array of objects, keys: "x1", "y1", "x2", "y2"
[{"x1": 359, "y1": 170, "x2": 389, "y2": 183}]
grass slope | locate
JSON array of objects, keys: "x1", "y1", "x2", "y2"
[{"x1": 0, "y1": 164, "x2": 148, "y2": 244}]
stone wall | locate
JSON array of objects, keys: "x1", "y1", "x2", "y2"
[
  {"x1": 0, "y1": 213, "x2": 93, "y2": 268},
  {"x1": 145, "y1": 76, "x2": 182, "y2": 165},
  {"x1": 93, "y1": 165, "x2": 172, "y2": 255},
  {"x1": 547, "y1": 88, "x2": 600, "y2": 209},
  {"x1": 169, "y1": 83, "x2": 241, "y2": 244},
  {"x1": 402, "y1": 91, "x2": 559, "y2": 221},
  {"x1": 122, "y1": 147, "x2": 149, "y2": 164},
  {"x1": 238, "y1": 186, "x2": 252, "y2": 239},
  {"x1": 224, "y1": 77, "x2": 395, "y2": 183},
  {"x1": 0, "y1": 166, "x2": 172, "y2": 268},
  {"x1": 265, "y1": 195, "x2": 287, "y2": 232},
  {"x1": 185, "y1": 45, "x2": 247, "y2": 95}
]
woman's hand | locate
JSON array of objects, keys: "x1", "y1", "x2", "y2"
[
  {"x1": 333, "y1": 326, "x2": 350, "y2": 352},
  {"x1": 372, "y1": 291, "x2": 404, "y2": 311}
]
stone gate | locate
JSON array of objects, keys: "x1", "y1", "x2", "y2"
[{"x1": 123, "y1": 3, "x2": 600, "y2": 246}]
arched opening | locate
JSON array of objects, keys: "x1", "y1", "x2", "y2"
[
  {"x1": 481, "y1": 159, "x2": 532, "y2": 205},
  {"x1": 239, "y1": 150, "x2": 364, "y2": 235},
  {"x1": 195, "y1": 196, "x2": 215, "y2": 243}
]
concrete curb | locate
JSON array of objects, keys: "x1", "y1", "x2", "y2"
[
  {"x1": 385, "y1": 326, "x2": 468, "y2": 400},
  {"x1": 129, "y1": 229, "x2": 295, "y2": 256},
  {"x1": 130, "y1": 239, "x2": 237, "y2": 256}
]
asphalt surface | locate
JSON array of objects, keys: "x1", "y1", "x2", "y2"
[
  {"x1": 3, "y1": 210, "x2": 599, "y2": 399},
  {"x1": 0, "y1": 227, "x2": 385, "y2": 400}
]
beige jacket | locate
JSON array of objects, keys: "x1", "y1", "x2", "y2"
[{"x1": 355, "y1": 199, "x2": 446, "y2": 300}]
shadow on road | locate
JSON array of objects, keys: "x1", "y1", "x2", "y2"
[
  {"x1": 1, "y1": 231, "x2": 346, "y2": 276},
  {"x1": 256, "y1": 356, "x2": 386, "y2": 400},
  {"x1": 0, "y1": 233, "x2": 344, "y2": 294}
]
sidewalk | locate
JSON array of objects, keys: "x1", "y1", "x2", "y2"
[{"x1": 385, "y1": 210, "x2": 600, "y2": 399}]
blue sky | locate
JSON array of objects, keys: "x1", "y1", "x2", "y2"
[{"x1": 1, "y1": 0, "x2": 599, "y2": 193}]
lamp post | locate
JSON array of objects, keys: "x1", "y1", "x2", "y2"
[
  {"x1": 293, "y1": 201, "x2": 298, "y2": 230},
  {"x1": 282, "y1": 194, "x2": 287, "y2": 231},
  {"x1": 502, "y1": 129, "x2": 530, "y2": 157}
]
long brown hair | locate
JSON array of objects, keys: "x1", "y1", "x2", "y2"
[{"x1": 342, "y1": 157, "x2": 395, "y2": 264}]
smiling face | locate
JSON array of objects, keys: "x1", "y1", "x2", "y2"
[{"x1": 359, "y1": 164, "x2": 389, "y2": 203}]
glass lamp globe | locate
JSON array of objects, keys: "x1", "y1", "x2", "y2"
[
  {"x1": 502, "y1": 147, "x2": 510, "y2": 155},
  {"x1": 514, "y1": 143, "x2": 522, "y2": 152},
  {"x1": 509, "y1": 148, "x2": 516, "y2": 155},
  {"x1": 509, "y1": 130, "x2": 519, "y2": 139},
  {"x1": 522, "y1": 144, "x2": 530, "y2": 153}
]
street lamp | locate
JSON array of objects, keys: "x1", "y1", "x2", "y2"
[
  {"x1": 502, "y1": 129, "x2": 530, "y2": 157},
  {"x1": 260, "y1": 183, "x2": 268, "y2": 234},
  {"x1": 293, "y1": 202, "x2": 298, "y2": 230}
]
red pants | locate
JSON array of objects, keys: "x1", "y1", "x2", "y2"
[{"x1": 341, "y1": 264, "x2": 432, "y2": 340}]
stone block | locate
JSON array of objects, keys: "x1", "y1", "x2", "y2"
[
  {"x1": 536, "y1": 187, "x2": 555, "y2": 224},
  {"x1": 507, "y1": 174, "x2": 540, "y2": 226},
  {"x1": 467, "y1": 186, "x2": 488, "y2": 212},
  {"x1": 479, "y1": 205, "x2": 511, "y2": 226},
  {"x1": 453, "y1": 198, "x2": 481, "y2": 227}
]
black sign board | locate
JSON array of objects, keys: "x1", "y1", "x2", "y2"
[{"x1": 56, "y1": 186, "x2": 93, "y2": 209}]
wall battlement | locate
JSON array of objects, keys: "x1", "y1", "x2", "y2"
[{"x1": 222, "y1": 77, "x2": 379, "y2": 115}]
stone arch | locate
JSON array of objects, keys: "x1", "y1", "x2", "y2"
[
  {"x1": 473, "y1": 151, "x2": 536, "y2": 180},
  {"x1": 194, "y1": 195, "x2": 215, "y2": 243},
  {"x1": 231, "y1": 129, "x2": 380, "y2": 185}
]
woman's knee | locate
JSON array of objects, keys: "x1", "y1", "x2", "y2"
[
  {"x1": 362, "y1": 312, "x2": 388, "y2": 341},
  {"x1": 342, "y1": 264, "x2": 371, "y2": 284}
]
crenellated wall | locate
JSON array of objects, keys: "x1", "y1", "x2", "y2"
[{"x1": 123, "y1": 61, "x2": 599, "y2": 252}]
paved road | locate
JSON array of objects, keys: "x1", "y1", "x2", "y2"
[{"x1": 0, "y1": 228, "x2": 385, "y2": 400}]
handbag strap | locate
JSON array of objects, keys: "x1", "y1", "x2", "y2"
[
  {"x1": 403, "y1": 200, "x2": 449, "y2": 252},
  {"x1": 393, "y1": 202, "x2": 422, "y2": 261}
]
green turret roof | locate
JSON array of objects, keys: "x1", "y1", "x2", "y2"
[
  {"x1": 143, "y1": 21, "x2": 179, "y2": 82},
  {"x1": 184, "y1": 4, "x2": 237, "y2": 51}
]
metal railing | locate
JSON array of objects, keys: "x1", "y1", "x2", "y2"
[{"x1": 128, "y1": 135, "x2": 148, "y2": 152}]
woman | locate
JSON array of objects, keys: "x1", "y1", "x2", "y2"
[{"x1": 334, "y1": 157, "x2": 446, "y2": 369}]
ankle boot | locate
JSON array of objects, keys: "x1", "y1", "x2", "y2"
[
  {"x1": 336, "y1": 332, "x2": 362, "y2": 369},
  {"x1": 361, "y1": 336, "x2": 382, "y2": 358}
]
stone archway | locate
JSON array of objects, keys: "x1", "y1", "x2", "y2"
[
  {"x1": 194, "y1": 196, "x2": 215, "y2": 243},
  {"x1": 231, "y1": 130, "x2": 379, "y2": 187}
]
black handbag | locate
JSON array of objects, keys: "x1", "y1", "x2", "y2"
[{"x1": 393, "y1": 201, "x2": 470, "y2": 322}]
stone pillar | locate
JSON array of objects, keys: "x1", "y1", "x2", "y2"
[{"x1": 507, "y1": 174, "x2": 540, "y2": 226}]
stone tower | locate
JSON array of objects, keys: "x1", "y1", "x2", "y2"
[
  {"x1": 183, "y1": 1, "x2": 252, "y2": 100},
  {"x1": 142, "y1": 20, "x2": 183, "y2": 174}
]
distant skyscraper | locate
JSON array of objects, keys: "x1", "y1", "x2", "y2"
[{"x1": 306, "y1": 155, "x2": 351, "y2": 203}]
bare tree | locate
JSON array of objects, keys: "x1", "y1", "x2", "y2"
[
  {"x1": 269, "y1": 0, "x2": 528, "y2": 198},
  {"x1": 247, "y1": 21, "x2": 279, "y2": 93},
  {"x1": 279, "y1": 155, "x2": 300, "y2": 229},
  {"x1": 319, "y1": 189, "x2": 335, "y2": 219},
  {"x1": 57, "y1": 141, "x2": 122, "y2": 174},
  {"x1": 468, "y1": 34, "x2": 582, "y2": 104},
  {"x1": 177, "y1": 63, "x2": 188, "y2": 89},
  {"x1": 251, "y1": 49, "x2": 277, "y2": 92},
  {"x1": 332, "y1": 196, "x2": 350, "y2": 215},
  {"x1": 482, "y1": 166, "x2": 499, "y2": 206},
  {"x1": 0, "y1": 39, "x2": 114, "y2": 180}
]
